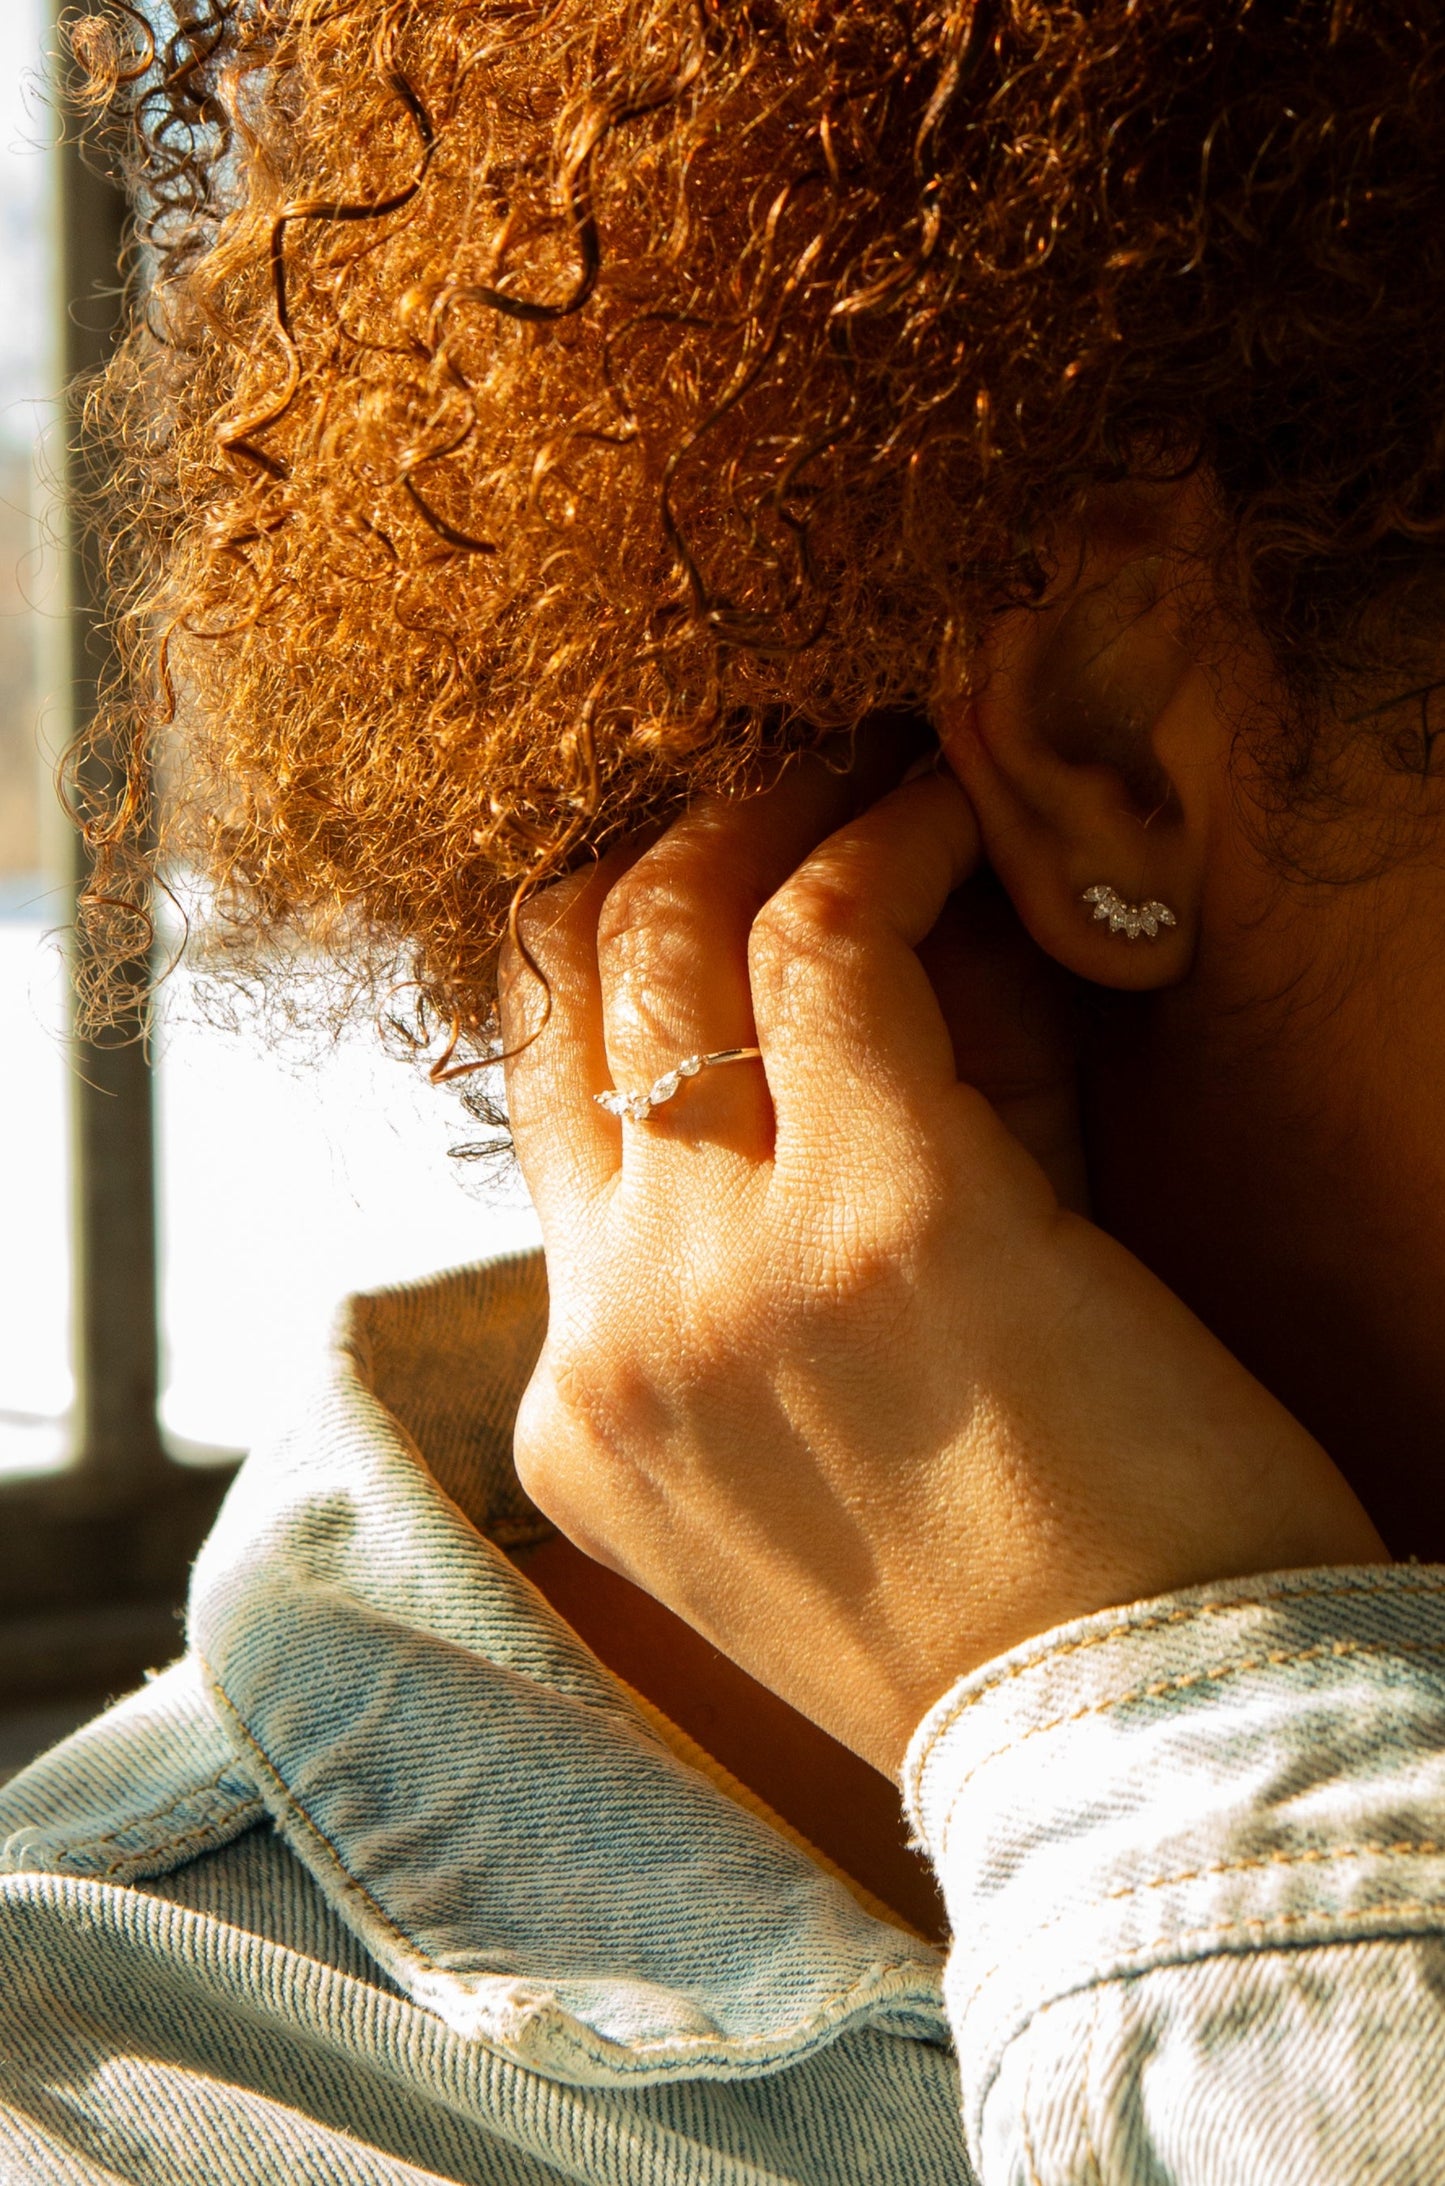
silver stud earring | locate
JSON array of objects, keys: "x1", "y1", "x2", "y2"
[{"x1": 1082, "y1": 883, "x2": 1178, "y2": 941}]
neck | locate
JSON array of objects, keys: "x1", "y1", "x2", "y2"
[{"x1": 1085, "y1": 858, "x2": 1445, "y2": 1559}]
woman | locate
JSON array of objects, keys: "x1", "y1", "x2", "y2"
[{"x1": 3, "y1": 0, "x2": 1444, "y2": 2177}]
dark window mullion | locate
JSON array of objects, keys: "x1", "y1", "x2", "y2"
[
  {"x1": 58, "y1": 103, "x2": 168, "y2": 1493},
  {"x1": 0, "y1": 27, "x2": 239, "y2": 1708}
]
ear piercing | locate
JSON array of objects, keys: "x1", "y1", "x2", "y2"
[{"x1": 1082, "y1": 883, "x2": 1177, "y2": 941}]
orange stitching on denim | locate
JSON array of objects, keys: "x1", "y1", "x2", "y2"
[
  {"x1": 93, "y1": 1802, "x2": 264, "y2": 1881},
  {"x1": 205, "y1": 1666, "x2": 499, "y2": 1978},
  {"x1": 916, "y1": 1572, "x2": 1445, "y2": 1768},
  {"x1": 1098, "y1": 1837, "x2": 1445, "y2": 1908},
  {"x1": 969, "y1": 1901, "x2": 1445, "y2": 2152},
  {"x1": 932, "y1": 1635, "x2": 1445, "y2": 1851},
  {"x1": 956, "y1": 1840, "x2": 1445, "y2": 2017},
  {"x1": 46, "y1": 1769, "x2": 259, "y2": 1873},
  {"x1": 1170, "y1": 1896, "x2": 1445, "y2": 1946},
  {"x1": 202, "y1": 1661, "x2": 941, "y2": 2073},
  {"x1": 73, "y1": 1770, "x2": 231, "y2": 1850}
]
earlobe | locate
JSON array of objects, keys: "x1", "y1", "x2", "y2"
[{"x1": 933, "y1": 549, "x2": 1217, "y2": 992}]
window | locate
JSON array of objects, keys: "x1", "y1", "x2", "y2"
[
  {"x1": 0, "y1": 0, "x2": 65, "y2": 1481},
  {"x1": 0, "y1": 5, "x2": 538, "y2": 1717}
]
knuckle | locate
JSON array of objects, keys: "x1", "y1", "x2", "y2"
[
  {"x1": 512, "y1": 867, "x2": 583, "y2": 955},
  {"x1": 503, "y1": 874, "x2": 589, "y2": 1025},
  {"x1": 750, "y1": 869, "x2": 867, "y2": 981},
  {"x1": 512, "y1": 1334, "x2": 659, "y2": 1540},
  {"x1": 594, "y1": 865, "x2": 676, "y2": 966},
  {"x1": 596, "y1": 859, "x2": 731, "y2": 1004},
  {"x1": 512, "y1": 1362, "x2": 590, "y2": 1529},
  {"x1": 807, "y1": 1179, "x2": 941, "y2": 1286}
]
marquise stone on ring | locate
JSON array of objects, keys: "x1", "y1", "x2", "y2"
[{"x1": 594, "y1": 1046, "x2": 764, "y2": 1124}]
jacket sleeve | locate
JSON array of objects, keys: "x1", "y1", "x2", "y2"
[{"x1": 903, "y1": 1563, "x2": 1445, "y2": 2185}]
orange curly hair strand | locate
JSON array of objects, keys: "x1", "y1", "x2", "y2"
[{"x1": 65, "y1": 0, "x2": 1445, "y2": 1066}]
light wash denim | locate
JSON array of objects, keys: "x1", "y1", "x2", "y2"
[{"x1": 1, "y1": 1247, "x2": 1443, "y2": 2182}]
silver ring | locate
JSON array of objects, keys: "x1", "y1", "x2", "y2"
[{"x1": 594, "y1": 1046, "x2": 763, "y2": 1124}]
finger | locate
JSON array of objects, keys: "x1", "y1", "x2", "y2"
[
  {"x1": 500, "y1": 844, "x2": 644, "y2": 1225},
  {"x1": 592, "y1": 751, "x2": 870, "y2": 1160},
  {"x1": 747, "y1": 771, "x2": 982, "y2": 1156}
]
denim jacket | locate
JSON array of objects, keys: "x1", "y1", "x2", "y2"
[{"x1": 2, "y1": 1247, "x2": 1445, "y2": 2183}]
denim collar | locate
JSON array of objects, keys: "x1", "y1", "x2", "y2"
[{"x1": 189, "y1": 1249, "x2": 946, "y2": 2086}]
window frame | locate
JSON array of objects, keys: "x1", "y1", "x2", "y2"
[{"x1": 0, "y1": 34, "x2": 238, "y2": 1709}]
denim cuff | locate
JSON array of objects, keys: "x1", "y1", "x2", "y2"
[{"x1": 903, "y1": 1564, "x2": 1445, "y2": 2137}]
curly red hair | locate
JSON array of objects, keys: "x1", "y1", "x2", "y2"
[{"x1": 68, "y1": 0, "x2": 1445, "y2": 1062}]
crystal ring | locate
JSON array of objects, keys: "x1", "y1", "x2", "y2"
[{"x1": 594, "y1": 1046, "x2": 763, "y2": 1124}]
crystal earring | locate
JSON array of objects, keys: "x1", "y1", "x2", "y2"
[{"x1": 1082, "y1": 883, "x2": 1177, "y2": 941}]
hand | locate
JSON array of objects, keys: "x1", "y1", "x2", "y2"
[{"x1": 500, "y1": 756, "x2": 1386, "y2": 1776}]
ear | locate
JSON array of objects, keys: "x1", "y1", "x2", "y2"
[{"x1": 935, "y1": 490, "x2": 1225, "y2": 991}]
